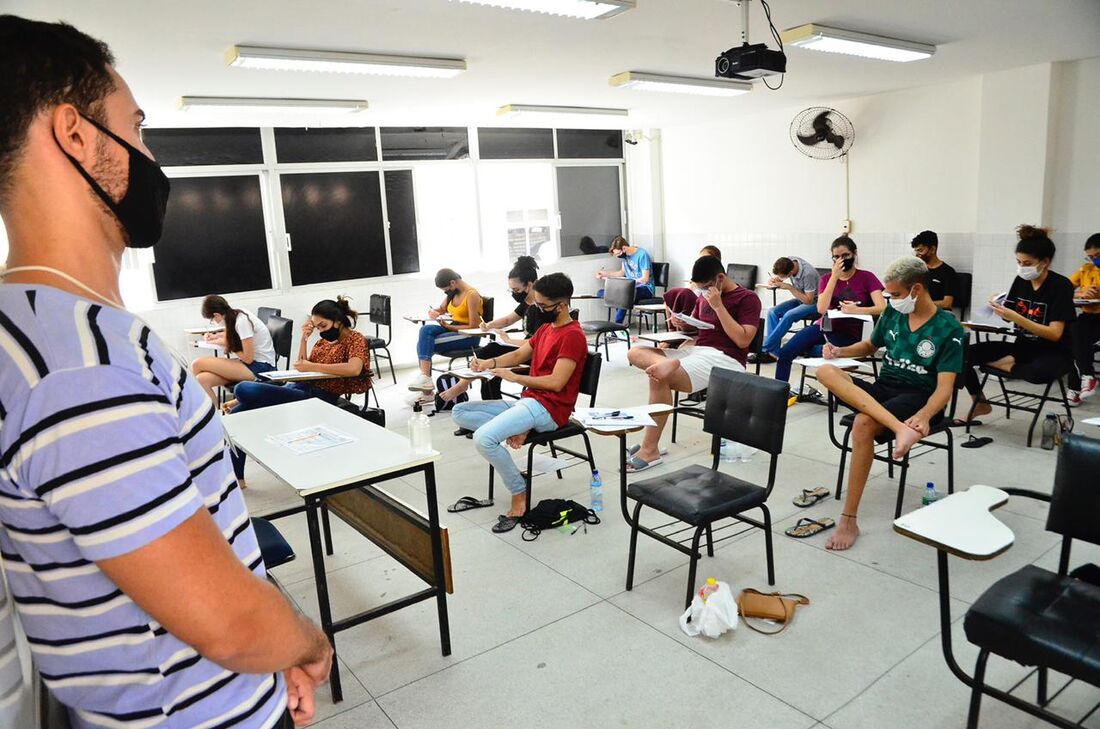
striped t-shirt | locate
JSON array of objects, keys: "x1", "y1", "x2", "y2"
[{"x1": 0, "y1": 284, "x2": 286, "y2": 728}]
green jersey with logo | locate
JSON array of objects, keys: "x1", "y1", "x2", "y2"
[{"x1": 870, "y1": 307, "x2": 965, "y2": 392}]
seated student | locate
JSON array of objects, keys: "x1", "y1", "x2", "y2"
[
  {"x1": 816, "y1": 257, "x2": 965, "y2": 551},
  {"x1": 760, "y1": 255, "x2": 821, "y2": 360},
  {"x1": 226, "y1": 297, "x2": 371, "y2": 487},
  {"x1": 451, "y1": 273, "x2": 589, "y2": 533},
  {"x1": 625, "y1": 255, "x2": 761, "y2": 472},
  {"x1": 408, "y1": 268, "x2": 485, "y2": 393},
  {"x1": 662, "y1": 245, "x2": 723, "y2": 340},
  {"x1": 596, "y1": 235, "x2": 654, "y2": 324},
  {"x1": 962, "y1": 225, "x2": 1076, "y2": 421},
  {"x1": 911, "y1": 230, "x2": 958, "y2": 310},
  {"x1": 1068, "y1": 233, "x2": 1100, "y2": 405},
  {"x1": 190, "y1": 295, "x2": 277, "y2": 405},
  {"x1": 441, "y1": 256, "x2": 556, "y2": 402},
  {"x1": 774, "y1": 235, "x2": 885, "y2": 386}
]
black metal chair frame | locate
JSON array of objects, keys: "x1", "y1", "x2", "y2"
[
  {"x1": 583, "y1": 278, "x2": 634, "y2": 362},
  {"x1": 964, "y1": 350, "x2": 1073, "y2": 447},
  {"x1": 367, "y1": 294, "x2": 396, "y2": 385},
  {"x1": 623, "y1": 370, "x2": 789, "y2": 608},
  {"x1": 266, "y1": 315, "x2": 293, "y2": 370},
  {"x1": 437, "y1": 297, "x2": 495, "y2": 372},
  {"x1": 636, "y1": 262, "x2": 671, "y2": 333}
]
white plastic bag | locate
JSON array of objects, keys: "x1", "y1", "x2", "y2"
[{"x1": 679, "y1": 580, "x2": 739, "y2": 638}]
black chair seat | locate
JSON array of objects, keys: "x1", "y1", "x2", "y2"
[
  {"x1": 839, "y1": 412, "x2": 950, "y2": 435},
  {"x1": 978, "y1": 364, "x2": 1067, "y2": 382},
  {"x1": 638, "y1": 297, "x2": 663, "y2": 306},
  {"x1": 252, "y1": 517, "x2": 295, "y2": 569},
  {"x1": 964, "y1": 565, "x2": 1100, "y2": 687},
  {"x1": 582, "y1": 321, "x2": 628, "y2": 334},
  {"x1": 527, "y1": 422, "x2": 584, "y2": 445},
  {"x1": 367, "y1": 337, "x2": 387, "y2": 349},
  {"x1": 627, "y1": 463, "x2": 767, "y2": 525}
]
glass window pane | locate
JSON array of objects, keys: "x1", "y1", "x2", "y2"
[
  {"x1": 413, "y1": 165, "x2": 479, "y2": 273},
  {"x1": 143, "y1": 128, "x2": 263, "y2": 166},
  {"x1": 380, "y1": 127, "x2": 469, "y2": 160},
  {"x1": 274, "y1": 127, "x2": 377, "y2": 163},
  {"x1": 556, "y1": 166, "x2": 623, "y2": 258},
  {"x1": 281, "y1": 171, "x2": 387, "y2": 285},
  {"x1": 477, "y1": 128, "x2": 554, "y2": 159},
  {"x1": 385, "y1": 170, "x2": 420, "y2": 275},
  {"x1": 478, "y1": 163, "x2": 557, "y2": 268},
  {"x1": 153, "y1": 175, "x2": 271, "y2": 300},
  {"x1": 556, "y1": 129, "x2": 623, "y2": 159}
]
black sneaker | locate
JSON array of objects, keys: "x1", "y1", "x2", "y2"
[{"x1": 750, "y1": 352, "x2": 778, "y2": 365}]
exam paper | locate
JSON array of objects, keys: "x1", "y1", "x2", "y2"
[
  {"x1": 669, "y1": 312, "x2": 715, "y2": 330},
  {"x1": 268, "y1": 425, "x2": 355, "y2": 455}
]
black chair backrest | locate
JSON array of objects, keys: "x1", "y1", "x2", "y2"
[
  {"x1": 578, "y1": 353, "x2": 603, "y2": 406},
  {"x1": 256, "y1": 306, "x2": 281, "y2": 324},
  {"x1": 815, "y1": 267, "x2": 831, "y2": 283},
  {"x1": 482, "y1": 296, "x2": 494, "y2": 323},
  {"x1": 369, "y1": 294, "x2": 391, "y2": 327},
  {"x1": 703, "y1": 368, "x2": 789, "y2": 456},
  {"x1": 726, "y1": 263, "x2": 758, "y2": 290},
  {"x1": 604, "y1": 277, "x2": 636, "y2": 310},
  {"x1": 954, "y1": 272, "x2": 973, "y2": 318},
  {"x1": 1048, "y1": 434, "x2": 1100, "y2": 550},
  {"x1": 569, "y1": 308, "x2": 580, "y2": 321},
  {"x1": 266, "y1": 315, "x2": 293, "y2": 368},
  {"x1": 750, "y1": 316, "x2": 765, "y2": 355},
  {"x1": 652, "y1": 262, "x2": 670, "y2": 292}
]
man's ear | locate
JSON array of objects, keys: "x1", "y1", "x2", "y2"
[{"x1": 51, "y1": 104, "x2": 97, "y2": 165}]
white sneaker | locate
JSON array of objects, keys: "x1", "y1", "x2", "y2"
[
  {"x1": 1081, "y1": 376, "x2": 1097, "y2": 399},
  {"x1": 1068, "y1": 390, "x2": 1083, "y2": 408},
  {"x1": 407, "y1": 374, "x2": 435, "y2": 392}
]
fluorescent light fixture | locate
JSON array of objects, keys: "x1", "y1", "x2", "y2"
[
  {"x1": 453, "y1": 0, "x2": 634, "y2": 20},
  {"x1": 781, "y1": 24, "x2": 935, "y2": 62},
  {"x1": 610, "y1": 71, "x2": 752, "y2": 97},
  {"x1": 226, "y1": 45, "x2": 466, "y2": 78},
  {"x1": 179, "y1": 96, "x2": 368, "y2": 113},
  {"x1": 497, "y1": 104, "x2": 629, "y2": 117}
]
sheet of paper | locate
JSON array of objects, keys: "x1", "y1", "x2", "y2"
[
  {"x1": 520, "y1": 453, "x2": 573, "y2": 477},
  {"x1": 1082, "y1": 417, "x2": 1100, "y2": 427},
  {"x1": 794, "y1": 357, "x2": 863, "y2": 370},
  {"x1": 267, "y1": 425, "x2": 355, "y2": 455},
  {"x1": 261, "y1": 369, "x2": 329, "y2": 381},
  {"x1": 668, "y1": 312, "x2": 715, "y2": 330},
  {"x1": 451, "y1": 367, "x2": 494, "y2": 380},
  {"x1": 641, "y1": 332, "x2": 692, "y2": 342},
  {"x1": 826, "y1": 309, "x2": 873, "y2": 322},
  {"x1": 575, "y1": 407, "x2": 657, "y2": 428},
  {"x1": 1074, "y1": 299, "x2": 1099, "y2": 306}
]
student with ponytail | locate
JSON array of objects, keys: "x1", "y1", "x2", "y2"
[
  {"x1": 191, "y1": 295, "x2": 277, "y2": 405},
  {"x1": 409, "y1": 268, "x2": 485, "y2": 392}
]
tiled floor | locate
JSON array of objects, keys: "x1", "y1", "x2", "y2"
[{"x1": 241, "y1": 341, "x2": 1100, "y2": 729}]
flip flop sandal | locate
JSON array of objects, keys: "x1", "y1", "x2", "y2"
[
  {"x1": 961, "y1": 435, "x2": 993, "y2": 449},
  {"x1": 784, "y1": 517, "x2": 836, "y2": 539},
  {"x1": 951, "y1": 418, "x2": 983, "y2": 427},
  {"x1": 627, "y1": 444, "x2": 669, "y2": 457},
  {"x1": 792, "y1": 487, "x2": 831, "y2": 508},
  {"x1": 625, "y1": 454, "x2": 664, "y2": 473},
  {"x1": 448, "y1": 496, "x2": 493, "y2": 513},
  {"x1": 453, "y1": 427, "x2": 473, "y2": 438},
  {"x1": 492, "y1": 515, "x2": 521, "y2": 533}
]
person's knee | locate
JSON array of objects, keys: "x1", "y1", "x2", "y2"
[
  {"x1": 817, "y1": 364, "x2": 840, "y2": 386},
  {"x1": 627, "y1": 348, "x2": 651, "y2": 368},
  {"x1": 472, "y1": 427, "x2": 499, "y2": 452},
  {"x1": 190, "y1": 359, "x2": 204, "y2": 375},
  {"x1": 852, "y1": 413, "x2": 878, "y2": 438}
]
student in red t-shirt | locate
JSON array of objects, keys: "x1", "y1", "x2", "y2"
[
  {"x1": 452, "y1": 273, "x2": 590, "y2": 533},
  {"x1": 625, "y1": 255, "x2": 762, "y2": 472}
]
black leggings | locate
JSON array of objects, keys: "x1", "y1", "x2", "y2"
[
  {"x1": 964, "y1": 340, "x2": 1071, "y2": 398},
  {"x1": 1071, "y1": 313, "x2": 1100, "y2": 388}
]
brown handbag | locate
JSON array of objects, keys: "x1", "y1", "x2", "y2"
[{"x1": 736, "y1": 588, "x2": 809, "y2": 635}]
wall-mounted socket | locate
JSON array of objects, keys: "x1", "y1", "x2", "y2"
[{"x1": 841, "y1": 219, "x2": 852, "y2": 234}]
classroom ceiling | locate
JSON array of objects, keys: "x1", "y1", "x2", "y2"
[{"x1": 9, "y1": 0, "x2": 1100, "y2": 129}]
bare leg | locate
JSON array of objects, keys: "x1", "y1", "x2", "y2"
[
  {"x1": 419, "y1": 359, "x2": 432, "y2": 377},
  {"x1": 627, "y1": 347, "x2": 692, "y2": 463},
  {"x1": 966, "y1": 355, "x2": 1015, "y2": 421},
  {"x1": 817, "y1": 365, "x2": 922, "y2": 459},
  {"x1": 440, "y1": 379, "x2": 473, "y2": 402},
  {"x1": 191, "y1": 357, "x2": 256, "y2": 405},
  {"x1": 825, "y1": 413, "x2": 884, "y2": 550}
]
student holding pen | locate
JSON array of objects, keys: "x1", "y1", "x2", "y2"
[{"x1": 409, "y1": 268, "x2": 485, "y2": 393}]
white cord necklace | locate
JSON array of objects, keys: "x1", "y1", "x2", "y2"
[{"x1": 0, "y1": 265, "x2": 124, "y2": 308}]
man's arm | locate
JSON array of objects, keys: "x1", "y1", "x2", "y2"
[
  {"x1": 824, "y1": 339, "x2": 877, "y2": 359},
  {"x1": 934, "y1": 296, "x2": 955, "y2": 310},
  {"x1": 502, "y1": 357, "x2": 578, "y2": 392},
  {"x1": 790, "y1": 286, "x2": 816, "y2": 305},
  {"x1": 913, "y1": 372, "x2": 956, "y2": 423},
  {"x1": 476, "y1": 341, "x2": 533, "y2": 370}
]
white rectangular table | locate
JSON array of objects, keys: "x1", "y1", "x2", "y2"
[{"x1": 222, "y1": 399, "x2": 449, "y2": 702}]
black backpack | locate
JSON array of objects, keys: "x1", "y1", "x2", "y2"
[
  {"x1": 434, "y1": 373, "x2": 469, "y2": 412},
  {"x1": 520, "y1": 499, "x2": 600, "y2": 541}
]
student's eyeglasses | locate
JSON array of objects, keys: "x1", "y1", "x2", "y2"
[
  {"x1": 831, "y1": 254, "x2": 853, "y2": 261},
  {"x1": 537, "y1": 302, "x2": 562, "y2": 313}
]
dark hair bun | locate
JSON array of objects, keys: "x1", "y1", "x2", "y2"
[
  {"x1": 516, "y1": 255, "x2": 538, "y2": 270},
  {"x1": 1017, "y1": 224, "x2": 1051, "y2": 240}
]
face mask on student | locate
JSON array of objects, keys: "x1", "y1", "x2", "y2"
[
  {"x1": 888, "y1": 289, "x2": 918, "y2": 315},
  {"x1": 511, "y1": 290, "x2": 528, "y2": 304},
  {"x1": 1089, "y1": 255, "x2": 1100, "y2": 267},
  {"x1": 319, "y1": 326, "x2": 341, "y2": 342},
  {"x1": 1017, "y1": 264, "x2": 1042, "y2": 281}
]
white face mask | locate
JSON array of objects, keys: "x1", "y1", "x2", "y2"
[
  {"x1": 887, "y1": 289, "x2": 918, "y2": 315},
  {"x1": 1017, "y1": 265, "x2": 1041, "y2": 281}
]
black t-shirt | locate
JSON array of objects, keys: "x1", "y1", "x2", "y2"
[
  {"x1": 927, "y1": 262, "x2": 957, "y2": 304},
  {"x1": 516, "y1": 301, "x2": 556, "y2": 336},
  {"x1": 1005, "y1": 271, "x2": 1077, "y2": 352}
]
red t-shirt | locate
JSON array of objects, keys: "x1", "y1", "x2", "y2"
[
  {"x1": 522, "y1": 320, "x2": 589, "y2": 427},
  {"x1": 691, "y1": 285, "x2": 763, "y2": 365}
]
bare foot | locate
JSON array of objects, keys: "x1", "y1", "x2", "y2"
[
  {"x1": 237, "y1": 478, "x2": 247, "y2": 490},
  {"x1": 439, "y1": 382, "x2": 469, "y2": 403},
  {"x1": 964, "y1": 401, "x2": 993, "y2": 422},
  {"x1": 645, "y1": 358, "x2": 682, "y2": 383},
  {"x1": 508, "y1": 493, "x2": 526, "y2": 518},
  {"x1": 825, "y1": 516, "x2": 859, "y2": 550},
  {"x1": 892, "y1": 425, "x2": 924, "y2": 460},
  {"x1": 506, "y1": 432, "x2": 529, "y2": 449}
]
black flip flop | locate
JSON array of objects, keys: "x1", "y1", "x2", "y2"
[
  {"x1": 453, "y1": 427, "x2": 473, "y2": 439},
  {"x1": 951, "y1": 418, "x2": 983, "y2": 427},
  {"x1": 961, "y1": 435, "x2": 993, "y2": 449},
  {"x1": 448, "y1": 496, "x2": 494, "y2": 513},
  {"x1": 784, "y1": 517, "x2": 836, "y2": 539},
  {"x1": 492, "y1": 515, "x2": 521, "y2": 533}
]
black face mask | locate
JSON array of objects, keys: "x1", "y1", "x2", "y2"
[
  {"x1": 56, "y1": 114, "x2": 171, "y2": 248},
  {"x1": 511, "y1": 290, "x2": 528, "y2": 304},
  {"x1": 841, "y1": 257, "x2": 856, "y2": 272},
  {"x1": 319, "y1": 327, "x2": 340, "y2": 342}
]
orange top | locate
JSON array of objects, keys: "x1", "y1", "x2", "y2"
[{"x1": 308, "y1": 329, "x2": 371, "y2": 395}]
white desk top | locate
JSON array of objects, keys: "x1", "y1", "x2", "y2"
[
  {"x1": 259, "y1": 369, "x2": 338, "y2": 383},
  {"x1": 404, "y1": 315, "x2": 453, "y2": 325},
  {"x1": 893, "y1": 485, "x2": 1014, "y2": 560},
  {"x1": 638, "y1": 331, "x2": 692, "y2": 344},
  {"x1": 963, "y1": 321, "x2": 1013, "y2": 334},
  {"x1": 222, "y1": 399, "x2": 439, "y2": 497},
  {"x1": 634, "y1": 303, "x2": 666, "y2": 313},
  {"x1": 755, "y1": 284, "x2": 779, "y2": 290},
  {"x1": 184, "y1": 325, "x2": 223, "y2": 335},
  {"x1": 573, "y1": 403, "x2": 674, "y2": 434},
  {"x1": 192, "y1": 340, "x2": 225, "y2": 353},
  {"x1": 454, "y1": 327, "x2": 522, "y2": 337}
]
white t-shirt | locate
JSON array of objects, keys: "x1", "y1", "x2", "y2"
[{"x1": 234, "y1": 309, "x2": 277, "y2": 366}]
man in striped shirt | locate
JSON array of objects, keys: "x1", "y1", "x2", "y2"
[{"x1": 0, "y1": 15, "x2": 331, "y2": 728}]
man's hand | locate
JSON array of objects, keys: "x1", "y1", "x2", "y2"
[
  {"x1": 839, "y1": 300, "x2": 860, "y2": 314},
  {"x1": 702, "y1": 286, "x2": 723, "y2": 311},
  {"x1": 990, "y1": 302, "x2": 1018, "y2": 323},
  {"x1": 905, "y1": 413, "x2": 931, "y2": 437},
  {"x1": 595, "y1": 271, "x2": 606, "y2": 280},
  {"x1": 822, "y1": 343, "x2": 841, "y2": 360},
  {"x1": 284, "y1": 667, "x2": 317, "y2": 726},
  {"x1": 480, "y1": 321, "x2": 491, "y2": 332},
  {"x1": 506, "y1": 432, "x2": 529, "y2": 449},
  {"x1": 470, "y1": 357, "x2": 489, "y2": 372},
  {"x1": 767, "y1": 275, "x2": 783, "y2": 288},
  {"x1": 492, "y1": 367, "x2": 518, "y2": 382}
]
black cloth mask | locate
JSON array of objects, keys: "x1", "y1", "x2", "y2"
[
  {"x1": 56, "y1": 114, "x2": 171, "y2": 248},
  {"x1": 841, "y1": 258, "x2": 856, "y2": 272},
  {"x1": 319, "y1": 327, "x2": 341, "y2": 342},
  {"x1": 511, "y1": 290, "x2": 528, "y2": 304}
]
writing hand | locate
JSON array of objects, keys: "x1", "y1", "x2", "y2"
[
  {"x1": 839, "y1": 301, "x2": 860, "y2": 314},
  {"x1": 822, "y1": 343, "x2": 840, "y2": 360}
]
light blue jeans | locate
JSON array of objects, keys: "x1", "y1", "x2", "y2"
[
  {"x1": 763, "y1": 299, "x2": 820, "y2": 353},
  {"x1": 452, "y1": 398, "x2": 559, "y2": 495}
]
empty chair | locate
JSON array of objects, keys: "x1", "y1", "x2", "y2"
[
  {"x1": 265, "y1": 315, "x2": 293, "y2": 369},
  {"x1": 367, "y1": 294, "x2": 396, "y2": 384},
  {"x1": 582, "y1": 277, "x2": 633, "y2": 362},
  {"x1": 726, "y1": 263, "x2": 758, "y2": 290},
  {"x1": 256, "y1": 306, "x2": 281, "y2": 325},
  {"x1": 636, "y1": 261, "x2": 671, "y2": 332}
]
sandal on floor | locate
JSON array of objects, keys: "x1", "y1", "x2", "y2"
[
  {"x1": 453, "y1": 427, "x2": 473, "y2": 438},
  {"x1": 448, "y1": 496, "x2": 493, "y2": 513},
  {"x1": 951, "y1": 418, "x2": 983, "y2": 427},
  {"x1": 628, "y1": 444, "x2": 669, "y2": 457},
  {"x1": 792, "y1": 487, "x2": 831, "y2": 508},
  {"x1": 784, "y1": 517, "x2": 836, "y2": 539},
  {"x1": 492, "y1": 515, "x2": 521, "y2": 533},
  {"x1": 625, "y1": 454, "x2": 663, "y2": 473},
  {"x1": 961, "y1": 435, "x2": 993, "y2": 449}
]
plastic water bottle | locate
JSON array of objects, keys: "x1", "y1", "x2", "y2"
[
  {"x1": 698, "y1": 577, "x2": 719, "y2": 602},
  {"x1": 922, "y1": 482, "x2": 940, "y2": 506},
  {"x1": 1041, "y1": 413, "x2": 1058, "y2": 451},
  {"x1": 408, "y1": 402, "x2": 432, "y2": 455},
  {"x1": 590, "y1": 470, "x2": 603, "y2": 512},
  {"x1": 720, "y1": 439, "x2": 736, "y2": 462}
]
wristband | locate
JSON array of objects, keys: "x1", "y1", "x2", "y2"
[{"x1": 491, "y1": 358, "x2": 498, "y2": 369}]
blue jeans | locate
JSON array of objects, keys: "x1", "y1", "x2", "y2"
[
  {"x1": 763, "y1": 300, "x2": 820, "y2": 353},
  {"x1": 773, "y1": 323, "x2": 859, "y2": 382},
  {"x1": 452, "y1": 398, "x2": 559, "y2": 495},
  {"x1": 229, "y1": 381, "x2": 341, "y2": 479},
  {"x1": 598, "y1": 284, "x2": 656, "y2": 324},
  {"x1": 417, "y1": 324, "x2": 481, "y2": 362}
]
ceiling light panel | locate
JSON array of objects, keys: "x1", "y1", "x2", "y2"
[
  {"x1": 179, "y1": 96, "x2": 368, "y2": 113},
  {"x1": 227, "y1": 45, "x2": 466, "y2": 78},
  {"x1": 781, "y1": 24, "x2": 935, "y2": 62},
  {"x1": 453, "y1": 0, "x2": 634, "y2": 20},
  {"x1": 610, "y1": 71, "x2": 752, "y2": 97}
]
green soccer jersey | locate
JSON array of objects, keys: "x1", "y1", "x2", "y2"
[{"x1": 870, "y1": 307, "x2": 966, "y2": 392}]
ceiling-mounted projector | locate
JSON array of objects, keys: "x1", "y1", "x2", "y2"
[{"x1": 715, "y1": 42, "x2": 787, "y2": 79}]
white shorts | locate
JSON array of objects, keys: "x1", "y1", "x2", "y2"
[{"x1": 664, "y1": 346, "x2": 746, "y2": 392}]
